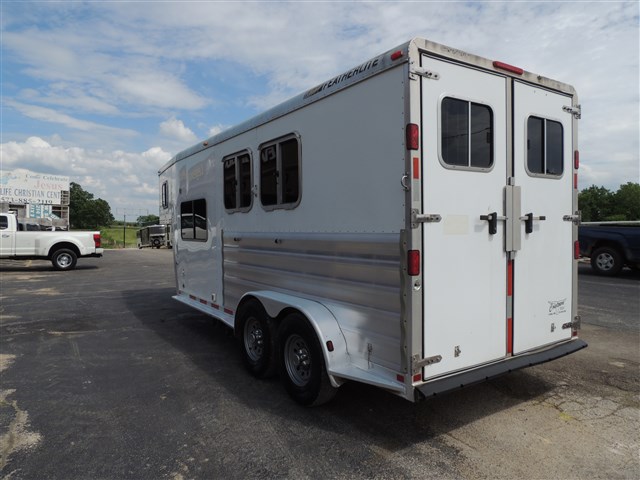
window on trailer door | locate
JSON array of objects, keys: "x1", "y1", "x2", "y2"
[
  {"x1": 527, "y1": 116, "x2": 564, "y2": 176},
  {"x1": 180, "y1": 199, "x2": 207, "y2": 241},
  {"x1": 260, "y1": 133, "x2": 301, "y2": 209},
  {"x1": 441, "y1": 97, "x2": 494, "y2": 169}
]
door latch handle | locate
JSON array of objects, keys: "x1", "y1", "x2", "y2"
[
  {"x1": 520, "y1": 213, "x2": 546, "y2": 234},
  {"x1": 480, "y1": 212, "x2": 507, "y2": 235}
]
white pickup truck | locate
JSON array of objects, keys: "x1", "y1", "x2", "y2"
[{"x1": 0, "y1": 212, "x2": 103, "y2": 270}]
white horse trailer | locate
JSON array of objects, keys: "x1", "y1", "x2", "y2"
[{"x1": 159, "y1": 38, "x2": 586, "y2": 405}]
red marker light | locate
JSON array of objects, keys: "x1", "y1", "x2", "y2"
[
  {"x1": 574, "y1": 150, "x2": 580, "y2": 170},
  {"x1": 408, "y1": 250, "x2": 420, "y2": 276},
  {"x1": 406, "y1": 123, "x2": 419, "y2": 150},
  {"x1": 493, "y1": 61, "x2": 524, "y2": 75},
  {"x1": 390, "y1": 50, "x2": 403, "y2": 61},
  {"x1": 574, "y1": 241, "x2": 580, "y2": 260}
]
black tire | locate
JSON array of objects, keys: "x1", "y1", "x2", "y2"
[
  {"x1": 237, "y1": 300, "x2": 277, "y2": 378},
  {"x1": 277, "y1": 313, "x2": 337, "y2": 406},
  {"x1": 51, "y1": 248, "x2": 78, "y2": 271},
  {"x1": 590, "y1": 246, "x2": 623, "y2": 276}
]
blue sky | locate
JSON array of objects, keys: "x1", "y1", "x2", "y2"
[{"x1": 1, "y1": 1, "x2": 638, "y2": 219}]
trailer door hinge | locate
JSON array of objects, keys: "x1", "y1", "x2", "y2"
[
  {"x1": 563, "y1": 104, "x2": 582, "y2": 119},
  {"x1": 562, "y1": 316, "x2": 581, "y2": 331},
  {"x1": 412, "y1": 353, "x2": 442, "y2": 373},
  {"x1": 411, "y1": 210, "x2": 441, "y2": 228},
  {"x1": 563, "y1": 212, "x2": 581, "y2": 225},
  {"x1": 410, "y1": 67, "x2": 440, "y2": 81}
]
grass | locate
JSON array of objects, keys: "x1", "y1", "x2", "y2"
[{"x1": 99, "y1": 225, "x2": 139, "y2": 249}]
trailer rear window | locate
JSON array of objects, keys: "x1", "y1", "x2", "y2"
[
  {"x1": 223, "y1": 151, "x2": 253, "y2": 213},
  {"x1": 180, "y1": 199, "x2": 207, "y2": 241},
  {"x1": 441, "y1": 97, "x2": 493, "y2": 170},
  {"x1": 527, "y1": 116, "x2": 564, "y2": 176},
  {"x1": 260, "y1": 134, "x2": 301, "y2": 209}
]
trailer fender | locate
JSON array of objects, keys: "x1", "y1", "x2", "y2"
[{"x1": 238, "y1": 291, "x2": 351, "y2": 387}]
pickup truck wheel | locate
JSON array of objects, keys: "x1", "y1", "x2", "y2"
[
  {"x1": 51, "y1": 248, "x2": 78, "y2": 271},
  {"x1": 591, "y1": 246, "x2": 623, "y2": 276},
  {"x1": 237, "y1": 300, "x2": 277, "y2": 378},
  {"x1": 278, "y1": 313, "x2": 337, "y2": 406}
]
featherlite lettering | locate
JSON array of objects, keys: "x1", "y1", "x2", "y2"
[{"x1": 304, "y1": 57, "x2": 381, "y2": 99}]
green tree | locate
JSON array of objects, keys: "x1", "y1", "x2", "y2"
[
  {"x1": 578, "y1": 185, "x2": 613, "y2": 222},
  {"x1": 69, "y1": 182, "x2": 115, "y2": 229},
  {"x1": 612, "y1": 182, "x2": 640, "y2": 220},
  {"x1": 137, "y1": 214, "x2": 160, "y2": 225}
]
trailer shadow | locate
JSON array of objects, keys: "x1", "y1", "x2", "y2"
[{"x1": 124, "y1": 288, "x2": 558, "y2": 452}]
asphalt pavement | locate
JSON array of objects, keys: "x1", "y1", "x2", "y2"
[{"x1": 1, "y1": 250, "x2": 638, "y2": 479}]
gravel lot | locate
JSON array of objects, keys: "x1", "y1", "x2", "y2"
[{"x1": 1, "y1": 249, "x2": 638, "y2": 479}]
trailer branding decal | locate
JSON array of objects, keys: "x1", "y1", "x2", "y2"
[
  {"x1": 304, "y1": 56, "x2": 382, "y2": 99},
  {"x1": 548, "y1": 299, "x2": 567, "y2": 316}
]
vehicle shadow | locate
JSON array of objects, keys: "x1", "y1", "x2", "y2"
[
  {"x1": 0, "y1": 262, "x2": 100, "y2": 272},
  {"x1": 124, "y1": 287, "x2": 558, "y2": 452}
]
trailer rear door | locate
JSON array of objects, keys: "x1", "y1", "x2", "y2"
[
  {"x1": 512, "y1": 82, "x2": 574, "y2": 353},
  {"x1": 420, "y1": 56, "x2": 508, "y2": 378},
  {"x1": 419, "y1": 55, "x2": 576, "y2": 380}
]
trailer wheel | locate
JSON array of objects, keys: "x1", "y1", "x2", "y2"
[
  {"x1": 237, "y1": 300, "x2": 277, "y2": 378},
  {"x1": 278, "y1": 313, "x2": 337, "y2": 406},
  {"x1": 591, "y1": 246, "x2": 623, "y2": 276},
  {"x1": 51, "y1": 248, "x2": 78, "y2": 271}
]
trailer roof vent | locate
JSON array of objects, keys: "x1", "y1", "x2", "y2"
[{"x1": 493, "y1": 61, "x2": 524, "y2": 75}]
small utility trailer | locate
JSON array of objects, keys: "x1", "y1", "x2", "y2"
[{"x1": 159, "y1": 37, "x2": 586, "y2": 405}]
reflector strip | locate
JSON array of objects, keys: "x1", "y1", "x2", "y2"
[
  {"x1": 574, "y1": 241, "x2": 580, "y2": 260},
  {"x1": 574, "y1": 173, "x2": 578, "y2": 190},
  {"x1": 507, "y1": 260, "x2": 513, "y2": 297},
  {"x1": 507, "y1": 318, "x2": 514, "y2": 354},
  {"x1": 189, "y1": 295, "x2": 197, "y2": 301},
  {"x1": 413, "y1": 157, "x2": 420, "y2": 179},
  {"x1": 199, "y1": 298, "x2": 207, "y2": 305},
  {"x1": 396, "y1": 374, "x2": 404, "y2": 383},
  {"x1": 224, "y1": 308, "x2": 234, "y2": 315},
  {"x1": 574, "y1": 150, "x2": 580, "y2": 170},
  {"x1": 413, "y1": 373, "x2": 422, "y2": 383}
]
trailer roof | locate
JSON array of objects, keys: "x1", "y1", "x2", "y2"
[{"x1": 159, "y1": 37, "x2": 576, "y2": 174}]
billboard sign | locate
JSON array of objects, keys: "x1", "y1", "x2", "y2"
[{"x1": 0, "y1": 169, "x2": 70, "y2": 205}]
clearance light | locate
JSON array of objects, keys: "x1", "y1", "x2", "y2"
[
  {"x1": 406, "y1": 123, "x2": 419, "y2": 150},
  {"x1": 493, "y1": 61, "x2": 524, "y2": 75},
  {"x1": 408, "y1": 250, "x2": 420, "y2": 276},
  {"x1": 574, "y1": 150, "x2": 580, "y2": 170},
  {"x1": 390, "y1": 50, "x2": 403, "y2": 61},
  {"x1": 574, "y1": 241, "x2": 580, "y2": 260}
]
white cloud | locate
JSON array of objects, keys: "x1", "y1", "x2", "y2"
[
  {"x1": 7, "y1": 100, "x2": 137, "y2": 137},
  {"x1": 0, "y1": 137, "x2": 172, "y2": 215},
  {"x1": 159, "y1": 118, "x2": 197, "y2": 143},
  {"x1": 207, "y1": 124, "x2": 229, "y2": 138}
]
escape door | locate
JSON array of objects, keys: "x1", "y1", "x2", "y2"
[{"x1": 420, "y1": 56, "x2": 508, "y2": 378}]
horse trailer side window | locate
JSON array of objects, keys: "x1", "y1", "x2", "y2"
[
  {"x1": 180, "y1": 199, "x2": 207, "y2": 241},
  {"x1": 161, "y1": 181, "x2": 169, "y2": 209},
  {"x1": 223, "y1": 151, "x2": 253, "y2": 213},
  {"x1": 441, "y1": 97, "x2": 494, "y2": 170},
  {"x1": 527, "y1": 116, "x2": 564, "y2": 176},
  {"x1": 260, "y1": 133, "x2": 301, "y2": 210}
]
